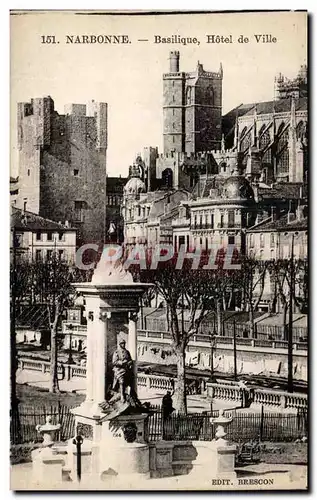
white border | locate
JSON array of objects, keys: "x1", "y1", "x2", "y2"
[{"x1": 1, "y1": 2, "x2": 315, "y2": 498}]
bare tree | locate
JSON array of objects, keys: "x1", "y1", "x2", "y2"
[
  {"x1": 32, "y1": 256, "x2": 87, "y2": 393},
  {"x1": 241, "y1": 257, "x2": 270, "y2": 337},
  {"x1": 131, "y1": 251, "x2": 241, "y2": 413},
  {"x1": 270, "y1": 258, "x2": 308, "y2": 340}
]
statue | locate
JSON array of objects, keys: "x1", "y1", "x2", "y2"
[{"x1": 112, "y1": 336, "x2": 136, "y2": 403}]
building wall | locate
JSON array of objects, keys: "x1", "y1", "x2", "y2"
[
  {"x1": 11, "y1": 228, "x2": 77, "y2": 263},
  {"x1": 17, "y1": 97, "x2": 108, "y2": 245},
  {"x1": 163, "y1": 53, "x2": 223, "y2": 155},
  {"x1": 238, "y1": 109, "x2": 307, "y2": 183},
  {"x1": 185, "y1": 73, "x2": 222, "y2": 153}
]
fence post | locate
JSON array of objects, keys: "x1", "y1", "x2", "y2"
[
  {"x1": 259, "y1": 405, "x2": 264, "y2": 442},
  {"x1": 73, "y1": 435, "x2": 84, "y2": 482}
]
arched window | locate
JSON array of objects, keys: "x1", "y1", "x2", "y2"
[
  {"x1": 186, "y1": 87, "x2": 192, "y2": 105},
  {"x1": 296, "y1": 120, "x2": 305, "y2": 140},
  {"x1": 276, "y1": 123, "x2": 289, "y2": 175},
  {"x1": 206, "y1": 86, "x2": 214, "y2": 105},
  {"x1": 240, "y1": 126, "x2": 251, "y2": 152},
  {"x1": 162, "y1": 168, "x2": 173, "y2": 189},
  {"x1": 259, "y1": 124, "x2": 271, "y2": 163}
]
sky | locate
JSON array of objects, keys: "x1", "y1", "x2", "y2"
[{"x1": 10, "y1": 11, "x2": 307, "y2": 177}]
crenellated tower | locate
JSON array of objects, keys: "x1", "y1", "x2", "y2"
[{"x1": 163, "y1": 52, "x2": 223, "y2": 155}]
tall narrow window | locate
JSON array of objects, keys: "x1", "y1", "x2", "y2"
[
  {"x1": 260, "y1": 233, "x2": 265, "y2": 248},
  {"x1": 228, "y1": 210, "x2": 235, "y2": 228}
]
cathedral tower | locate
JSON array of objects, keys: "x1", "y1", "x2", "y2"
[{"x1": 163, "y1": 52, "x2": 223, "y2": 154}]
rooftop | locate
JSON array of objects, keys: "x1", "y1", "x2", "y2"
[
  {"x1": 11, "y1": 207, "x2": 76, "y2": 232},
  {"x1": 247, "y1": 212, "x2": 308, "y2": 232}
]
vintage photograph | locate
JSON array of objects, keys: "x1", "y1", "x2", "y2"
[{"x1": 10, "y1": 10, "x2": 308, "y2": 490}]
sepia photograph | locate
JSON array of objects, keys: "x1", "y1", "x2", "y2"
[{"x1": 9, "y1": 9, "x2": 308, "y2": 491}]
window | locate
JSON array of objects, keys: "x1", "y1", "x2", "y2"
[
  {"x1": 210, "y1": 214, "x2": 214, "y2": 229},
  {"x1": 228, "y1": 235, "x2": 235, "y2": 245},
  {"x1": 58, "y1": 232, "x2": 64, "y2": 241},
  {"x1": 220, "y1": 214, "x2": 224, "y2": 228},
  {"x1": 249, "y1": 234, "x2": 255, "y2": 248},
  {"x1": 283, "y1": 245, "x2": 290, "y2": 259},
  {"x1": 73, "y1": 169, "x2": 79, "y2": 176},
  {"x1": 35, "y1": 249, "x2": 41, "y2": 261},
  {"x1": 259, "y1": 125, "x2": 271, "y2": 163},
  {"x1": 270, "y1": 233, "x2": 275, "y2": 247},
  {"x1": 47, "y1": 231, "x2": 53, "y2": 241},
  {"x1": 260, "y1": 233, "x2": 265, "y2": 248},
  {"x1": 74, "y1": 201, "x2": 85, "y2": 222},
  {"x1": 47, "y1": 250, "x2": 52, "y2": 260},
  {"x1": 36, "y1": 231, "x2": 41, "y2": 241},
  {"x1": 23, "y1": 201, "x2": 27, "y2": 212},
  {"x1": 179, "y1": 236, "x2": 185, "y2": 249},
  {"x1": 58, "y1": 249, "x2": 64, "y2": 260},
  {"x1": 27, "y1": 169, "x2": 30, "y2": 176},
  {"x1": 228, "y1": 210, "x2": 235, "y2": 228}
]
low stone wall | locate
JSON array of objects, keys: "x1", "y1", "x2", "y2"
[
  {"x1": 206, "y1": 382, "x2": 308, "y2": 413},
  {"x1": 137, "y1": 336, "x2": 307, "y2": 382}
]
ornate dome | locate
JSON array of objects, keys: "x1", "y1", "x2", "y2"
[
  {"x1": 124, "y1": 176, "x2": 146, "y2": 195},
  {"x1": 124, "y1": 163, "x2": 146, "y2": 195},
  {"x1": 222, "y1": 175, "x2": 254, "y2": 201}
]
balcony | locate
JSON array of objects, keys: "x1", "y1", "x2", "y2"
[{"x1": 191, "y1": 223, "x2": 215, "y2": 230}]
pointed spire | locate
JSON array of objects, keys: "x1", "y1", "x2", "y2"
[
  {"x1": 272, "y1": 101, "x2": 276, "y2": 136},
  {"x1": 234, "y1": 113, "x2": 239, "y2": 150},
  {"x1": 253, "y1": 106, "x2": 258, "y2": 147},
  {"x1": 221, "y1": 134, "x2": 225, "y2": 152},
  {"x1": 290, "y1": 96, "x2": 296, "y2": 129}
]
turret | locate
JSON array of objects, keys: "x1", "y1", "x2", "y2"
[{"x1": 169, "y1": 51, "x2": 180, "y2": 72}]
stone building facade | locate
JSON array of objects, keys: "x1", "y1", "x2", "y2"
[
  {"x1": 222, "y1": 97, "x2": 307, "y2": 185},
  {"x1": 105, "y1": 175, "x2": 127, "y2": 244},
  {"x1": 11, "y1": 206, "x2": 77, "y2": 263},
  {"x1": 16, "y1": 96, "x2": 108, "y2": 245}
]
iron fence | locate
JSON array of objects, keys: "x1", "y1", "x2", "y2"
[
  {"x1": 146, "y1": 408, "x2": 308, "y2": 443},
  {"x1": 11, "y1": 403, "x2": 308, "y2": 446},
  {"x1": 10, "y1": 403, "x2": 75, "y2": 445}
]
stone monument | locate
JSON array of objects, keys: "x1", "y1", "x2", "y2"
[{"x1": 65, "y1": 256, "x2": 153, "y2": 482}]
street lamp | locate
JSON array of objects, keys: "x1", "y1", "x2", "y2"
[
  {"x1": 67, "y1": 323, "x2": 74, "y2": 365},
  {"x1": 210, "y1": 332, "x2": 216, "y2": 381}
]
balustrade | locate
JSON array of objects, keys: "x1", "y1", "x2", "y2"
[{"x1": 285, "y1": 393, "x2": 308, "y2": 410}]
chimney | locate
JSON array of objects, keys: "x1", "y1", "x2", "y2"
[
  {"x1": 287, "y1": 212, "x2": 295, "y2": 224},
  {"x1": 271, "y1": 206, "x2": 277, "y2": 222},
  {"x1": 296, "y1": 205, "x2": 305, "y2": 221}
]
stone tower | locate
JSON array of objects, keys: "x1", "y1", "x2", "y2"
[
  {"x1": 16, "y1": 96, "x2": 108, "y2": 246},
  {"x1": 163, "y1": 52, "x2": 223, "y2": 154}
]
